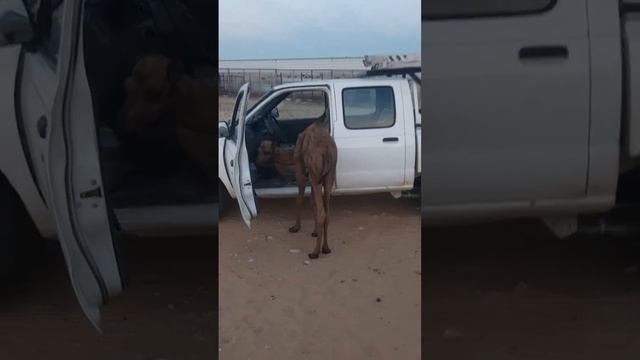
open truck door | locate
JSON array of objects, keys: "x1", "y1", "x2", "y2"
[
  {"x1": 42, "y1": 0, "x2": 125, "y2": 329},
  {"x1": 222, "y1": 83, "x2": 257, "y2": 226}
]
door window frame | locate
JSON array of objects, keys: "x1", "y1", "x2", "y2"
[
  {"x1": 273, "y1": 90, "x2": 329, "y2": 123},
  {"x1": 230, "y1": 84, "x2": 249, "y2": 138},
  {"x1": 341, "y1": 85, "x2": 396, "y2": 130},
  {"x1": 248, "y1": 85, "x2": 333, "y2": 135}
]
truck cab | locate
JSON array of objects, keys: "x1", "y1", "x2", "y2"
[{"x1": 218, "y1": 78, "x2": 422, "y2": 225}]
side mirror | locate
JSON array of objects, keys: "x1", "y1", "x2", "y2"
[
  {"x1": 0, "y1": 1, "x2": 34, "y2": 46},
  {"x1": 271, "y1": 107, "x2": 279, "y2": 119},
  {"x1": 218, "y1": 121, "x2": 229, "y2": 138}
]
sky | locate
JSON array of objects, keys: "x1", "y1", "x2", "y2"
[{"x1": 219, "y1": 0, "x2": 420, "y2": 60}]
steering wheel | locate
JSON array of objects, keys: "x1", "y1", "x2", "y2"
[{"x1": 263, "y1": 112, "x2": 287, "y2": 144}]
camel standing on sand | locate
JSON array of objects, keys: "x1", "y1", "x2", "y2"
[{"x1": 288, "y1": 121, "x2": 338, "y2": 259}]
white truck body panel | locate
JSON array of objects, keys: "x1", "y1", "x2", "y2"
[
  {"x1": 584, "y1": 0, "x2": 622, "y2": 202},
  {"x1": 0, "y1": 45, "x2": 53, "y2": 237},
  {"x1": 333, "y1": 81, "x2": 409, "y2": 189},
  {"x1": 19, "y1": 53, "x2": 56, "y2": 206},
  {"x1": 422, "y1": 0, "x2": 603, "y2": 221},
  {"x1": 52, "y1": 0, "x2": 122, "y2": 328},
  {"x1": 224, "y1": 83, "x2": 258, "y2": 226},
  {"x1": 16, "y1": 0, "x2": 124, "y2": 329}
]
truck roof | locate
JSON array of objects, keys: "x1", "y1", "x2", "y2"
[{"x1": 270, "y1": 78, "x2": 410, "y2": 91}]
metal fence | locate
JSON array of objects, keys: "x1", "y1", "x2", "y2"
[{"x1": 218, "y1": 68, "x2": 368, "y2": 96}]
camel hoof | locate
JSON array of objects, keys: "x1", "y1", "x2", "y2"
[
  {"x1": 311, "y1": 232, "x2": 318, "y2": 237},
  {"x1": 308, "y1": 253, "x2": 319, "y2": 259},
  {"x1": 289, "y1": 226, "x2": 300, "y2": 233},
  {"x1": 322, "y1": 248, "x2": 332, "y2": 254}
]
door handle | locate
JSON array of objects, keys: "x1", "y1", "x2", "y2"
[
  {"x1": 80, "y1": 186, "x2": 102, "y2": 199},
  {"x1": 383, "y1": 137, "x2": 399, "y2": 143},
  {"x1": 519, "y1": 45, "x2": 568, "y2": 60}
]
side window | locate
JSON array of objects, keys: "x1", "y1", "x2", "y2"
[
  {"x1": 423, "y1": 0, "x2": 555, "y2": 19},
  {"x1": 275, "y1": 90, "x2": 327, "y2": 122},
  {"x1": 342, "y1": 86, "x2": 395, "y2": 129}
]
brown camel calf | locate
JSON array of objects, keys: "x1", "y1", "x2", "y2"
[
  {"x1": 288, "y1": 121, "x2": 338, "y2": 259},
  {"x1": 255, "y1": 140, "x2": 296, "y2": 181}
]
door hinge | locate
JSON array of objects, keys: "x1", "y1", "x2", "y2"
[{"x1": 80, "y1": 186, "x2": 102, "y2": 199}]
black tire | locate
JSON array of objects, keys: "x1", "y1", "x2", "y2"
[{"x1": 0, "y1": 179, "x2": 42, "y2": 288}]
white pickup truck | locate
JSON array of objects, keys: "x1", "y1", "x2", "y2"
[
  {"x1": 218, "y1": 77, "x2": 423, "y2": 225},
  {"x1": 422, "y1": 0, "x2": 640, "y2": 236}
]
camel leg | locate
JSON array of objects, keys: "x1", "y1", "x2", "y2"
[
  {"x1": 308, "y1": 180, "x2": 325, "y2": 259},
  {"x1": 288, "y1": 162, "x2": 306, "y2": 233},
  {"x1": 321, "y1": 173, "x2": 334, "y2": 254},
  {"x1": 310, "y1": 186, "x2": 318, "y2": 237}
]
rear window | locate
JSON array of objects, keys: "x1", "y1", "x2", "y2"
[
  {"x1": 423, "y1": 0, "x2": 556, "y2": 19},
  {"x1": 342, "y1": 87, "x2": 395, "y2": 129}
]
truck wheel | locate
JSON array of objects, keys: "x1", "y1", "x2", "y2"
[{"x1": 0, "y1": 181, "x2": 42, "y2": 288}]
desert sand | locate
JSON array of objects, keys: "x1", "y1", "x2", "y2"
[{"x1": 219, "y1": 194, "x2": 421, "y2": 359}]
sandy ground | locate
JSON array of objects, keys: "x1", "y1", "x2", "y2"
[
  {"x1": 219, "y1": 194, "x2": 421, "y2": 359},
  {"x1": 0, "y1": 236, "x2": 216, "y2": 360},
  {"x1": 425, "y1": 220, "x2": 640, "y2": 360}
]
